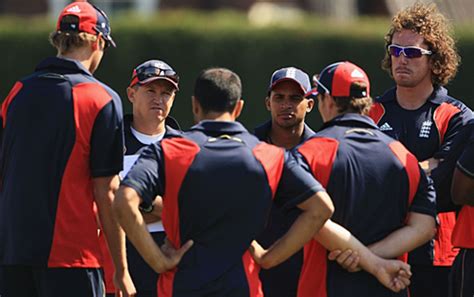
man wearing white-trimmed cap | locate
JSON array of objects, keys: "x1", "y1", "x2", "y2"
[
  {"x1": 254, "y1": 66, "x2": 315, "y2": 297},
  {"x1": 100, "y1": 59, "x2": 182, "y2": 297}
]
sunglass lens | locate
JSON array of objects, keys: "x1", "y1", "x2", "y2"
[
  {"x1": 404, "y1": 48, "x2": 423, "y2": 58},
  {"x1": 389, "y1": 46, "x2": 402, "y2": 57}
]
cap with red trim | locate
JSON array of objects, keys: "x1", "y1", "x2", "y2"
[
  {"x1": 129, "y1": 60, "x2": 179, "y2": 90},
  {"x1": 56, "y1": 1, "x2": 116, "y2": 48},
  {"x1": 307, "y1": 61, "x2": 370, "y2": 98},
  {"x1": 268, "y1": 67, "x2": 311, "y2": 95}
]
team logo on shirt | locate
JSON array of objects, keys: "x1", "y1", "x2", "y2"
[
  {"x1": 380, "y1": 122, "x2": 393, "y2": 131},
  {"x1": 419, "y1": 120, "x2": 432, "y2": 138}
]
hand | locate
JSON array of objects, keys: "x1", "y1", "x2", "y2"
[
  {"x1": 373, "y1": 259, "x2": 411, "y2": 293},
  {"x1": 419, "y1": 158, "x2": 441, "y2": 176},
  {"x1": 159, "y1": 238, "x2": 194, "y2": 272},
  {"x1": 248, "y1": 240, "x2": 271, "y2": 269},
  {"x1": 113, "y1": 269, "x2": 136, "y2": 297},
  {"x1": 328, "y1": 249, "x2": 361, "y2": 272}
]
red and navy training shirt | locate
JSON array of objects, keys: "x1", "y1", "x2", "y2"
[
  {"x1": 369, "y1": 86, "x2": 473, "y2": 266},
  {"x1": 294, "y1": 113, "x2": 436, "y2": 297},
  {"x1": 122, "y1": 120, "x2": 325, "y2": 297},
  {"x1": 0, "y1": 57, "x2": 124, "y2": 268},
  {"x1": 452, "y1": 122, "x2": 474, "y2": 248}
]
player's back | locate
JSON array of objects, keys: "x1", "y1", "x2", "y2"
[
  {"x1": 0, "y1": 57, "x2": 123, "y2": 268},
  {"x1": 158, "y1": 121, "x2": 281, "y2": 297},
  {"x1": 296, "y1": 114, "x2": 431, "y2": 297}
]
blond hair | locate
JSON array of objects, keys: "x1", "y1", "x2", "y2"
[{"x1": 49, "y1": 25, "x2": 99, "y2": 55}]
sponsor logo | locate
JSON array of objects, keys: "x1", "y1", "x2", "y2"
[
  {"x1": 66, "y1": 5, "x2": 81, "y2": 13},
  {"x1": 419, "y1": 120, "x2": 432, "y2": 138},
  {"x1": 286, "y1": 67, "x2": 297, "y2": 79},
  {"x1": 380, "y1": 122, "x2": 393, "y2": 131},
  {"x1": 351, "y1": 69, "x2": 365, "y2": 78}
]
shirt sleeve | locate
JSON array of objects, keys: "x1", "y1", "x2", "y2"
[
  {"x1": 409, "y1": 167, "x2": 437, "y2": 218},
  {"x1": 120, "y1": 143, "x2": 165, "y2": 208},
  {"x1": 457, "y1": 125, "x2": 474, "y2": 178},
  {"x1": 90, "y1": 99, "x2": 124, "y2": 177},
  {"x1": 431, "y1": 109, "x2": 473, "y2": 212},
  {"x1": 274, "y1": 150, "x2": 326, "y2": 210}
]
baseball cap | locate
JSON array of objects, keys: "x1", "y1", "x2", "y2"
[
  {"x1": 268, "y1": 67, "x2": 311, "y2": 95},
  {"x1": 307, "y1": 61, "x2": 370, "y2": 98},
  {"x1": 56, "y1": 1, "x2": 116, "y2": 48},
  {"x1": 129, "y1": 60, "x2": 180, "y2": 90}
]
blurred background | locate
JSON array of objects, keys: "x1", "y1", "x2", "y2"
[{"x1": 0, "y1": 0, "x2": 473, "y2": 129}]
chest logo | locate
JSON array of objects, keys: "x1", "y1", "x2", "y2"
[
  {"x1": 380, "y1": 122, "x2": 393, "y2": 131},
  {"x1": 419, "y1": 120, "x2": 433, "y2": 138}
]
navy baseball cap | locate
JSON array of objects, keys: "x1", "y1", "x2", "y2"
[
  {"x1": 268, "y1": 67, "x2": 311, "y2": 95},
  {"x1": 307, "y1": 61, "x2": 370, "y2": 98},
  {"x1": 56, "y1": 1, "x2": 116, "y2": 48},
  {"x1": 129, "y1": 60, "x2": 180, "y2": 90}
]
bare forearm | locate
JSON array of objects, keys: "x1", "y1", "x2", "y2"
[
  {"x1": 114, "y1": 187, "x2": 169, "y2": 273},
  {"x1": 94, "y1": 176, "x2": 128, "y2": 272},
  {"x1": 315, "y1": 220, "x2": 381, "y2": 275},
  {"x1": 260, "y1": 192, "x2": 333, "y2": 268},
  {"x1": 369, "y1": 214, "x2": 435, "y2": 258}
]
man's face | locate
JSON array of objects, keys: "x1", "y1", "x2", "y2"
[
  {"x1": 390, "y1": 29, "x2": 432, "y2": 88},
  {"x1": 128, "y1": 79, "x2": 177, "y2": 124},
  {"x1": 266, "y1": 80, "x2": 314, "y2": 129}
]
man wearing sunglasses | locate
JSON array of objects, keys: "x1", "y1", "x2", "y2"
[
  {"x1": 0, "y1": 2, "x2": 136, "y2": 297},
  {"x1": 101, "y1": 60, "x2": 181, "y2": 297},
  {"x1": 254, "y1": 67, "x2": 315, "y2": 297},
  {"x1": 369, "y1": 4, "x2": 473, "y2": 297}
]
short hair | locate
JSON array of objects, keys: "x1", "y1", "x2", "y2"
[
  {"x1": 193, "y1": 68, "x2": 242, "y2": 113},
  {"x1": 330, "y1": 82, "x2": 373, "y2": 115},
  {"x1": 382, "y1": 3, "x2": 460, "y2": 87},
  {"x1": 49, "y1": 16, "x2": 99, "y2": 55}
]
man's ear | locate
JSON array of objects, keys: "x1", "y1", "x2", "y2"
[
  {"x1": 232, "y1": 99, "x2": 244, "y2": 120},
  {"x1": 126, "y1": 87, "x2": 136, "y2": 104},
  {"x1": 306, "y1": 98, "x2": 315, "y2": 113},
  {"x1": 264, "y1": 96, "x2": 271, "y2": 111}
]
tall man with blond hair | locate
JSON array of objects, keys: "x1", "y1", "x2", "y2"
[{"x1": 0, "y1": 2, "x2": 135, "y2": 296}]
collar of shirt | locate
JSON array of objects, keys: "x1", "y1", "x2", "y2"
[
  {"x1": 376, "y1": 86, "x2": 449, "y2": 105},
  {"x1": 191, "y1": 120, "x2": 248, "y2": 134},
  {"x1": 253, "y1": 120, "x2": 315, "y2": 143},
  {"x1": 35, "y1": 56, "x2": 93, "y2": 76},
  {"x1": 320, "y1": 113, "x2": 379, "y2": 130}
]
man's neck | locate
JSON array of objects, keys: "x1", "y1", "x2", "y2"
[
  {"x1": 59, "y1": 50, "x2": 93, "y2": 72},
  {"x1": 132, "y1": 118, "x2": 166, "y2": 136},
  {"x1": 396, "y1": 83, "x2": 434, "y2": 110},
  {"x1": 269, "y1": 122, "x2": 305, "y2": 149}
]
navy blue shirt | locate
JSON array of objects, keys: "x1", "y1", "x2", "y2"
[
  {"x1": 254, "y1": 120, "x2": 315, "y2": 297},
  {"x1": 370, "y1": 86, "x2": 473, "y2": 266},
  {"x1": 0, "y1": 57, "x2": 124, "y2": 267},
  {"x1": 122, "y1": 120, "x2": 324, "y2": 297},
  {"x1": 457, "y1": 122, "x2": 474, "y2": 177},
  {"x1": 295, "y1": 114, "x2": 436, "y2": 297}
]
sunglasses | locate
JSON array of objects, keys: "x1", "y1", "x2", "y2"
[
  {"x1": 312, "y1": 74, "x2": 330, "y2": 95},
  {"x1": 388, "y1": 45, "x2": 432, "y2": 59},
  {"x1": 135, "y1": 66, "x2": 179, "y2": 84}
]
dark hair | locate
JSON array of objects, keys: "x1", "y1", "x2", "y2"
[
  {"x1": 382, "y1": 3, "x2": 460, "y2": 87},
  {"x1": 193, "y1": 68, "x2": 242, "y2": 113},
  {"x1": 330, "y1": 82, "x2": 373, "y2": 115}
]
